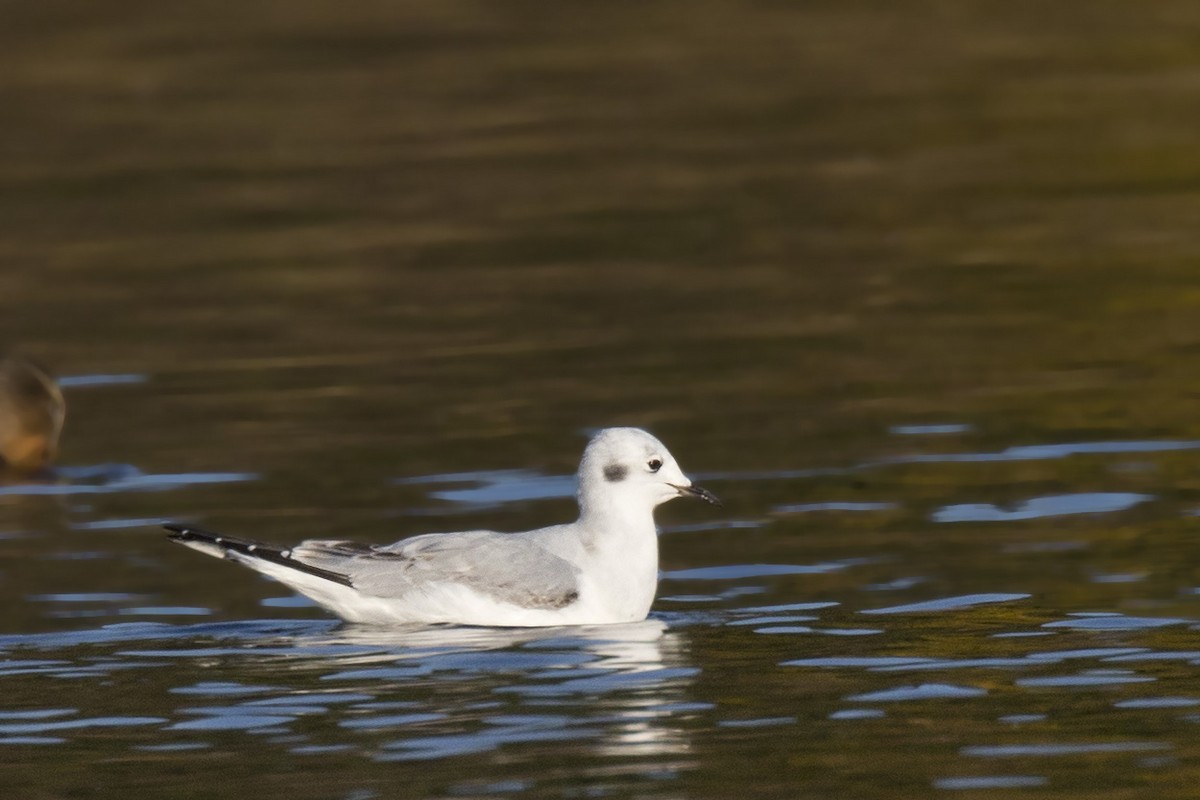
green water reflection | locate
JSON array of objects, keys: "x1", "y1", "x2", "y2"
[{"x1": 3, "y1": 0, "x2": 1200, "y2": 797}]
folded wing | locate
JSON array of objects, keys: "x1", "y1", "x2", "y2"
[{"x1": 291, "y1": 531, "x2": 582, "y2": 611}]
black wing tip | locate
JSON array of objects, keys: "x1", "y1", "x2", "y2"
[
  {"x1": 164, "y1": 522, "x2": 258, "y2": 553},
  {"x1": 164, "y1": 523, "x2": 224, "y2": 544},
  {"x1": 163, "y1": 522, "x2": 189, "y2": 539},
  {"x1": 164, "y1": 521, "x2": 354, "y2": 589}
]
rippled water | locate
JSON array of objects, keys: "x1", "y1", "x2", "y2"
[
  {"x1": 6, "y1": 0, "x2": 1200, "y2": 797},
  {"x1": 5, "y1": 424, "x2": 1200, "y2": 797}
]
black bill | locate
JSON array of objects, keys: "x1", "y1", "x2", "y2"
[{"x1": 675, "y1": 484, "x2": 722, "y2": 507}]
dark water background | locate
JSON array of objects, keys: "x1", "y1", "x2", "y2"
[{"x1": 4, "y1": 1, "x2": 1200, "y2": 797}]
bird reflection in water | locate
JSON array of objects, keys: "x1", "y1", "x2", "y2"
[{"x1": 271, "y1": 618, "x2": 699, "y2": 764}]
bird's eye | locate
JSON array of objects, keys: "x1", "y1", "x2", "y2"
[{"x1": 647, "y1": 458, "x2": 663, "y2": 472}]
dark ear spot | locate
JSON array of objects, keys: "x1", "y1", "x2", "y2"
[{"x1": 603, "y1": 463, "x2": 627, "y2": 482}]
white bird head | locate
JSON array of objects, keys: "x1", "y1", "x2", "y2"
[{"x1": 576, "y1": 427, "x2": 720, "y2": 517}]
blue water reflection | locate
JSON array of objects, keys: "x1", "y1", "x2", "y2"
[
  {"x1": 0, "y1": 464, "x2": 256, "y2": 497},
  {"x1": 3, "y1": 430, "x2": 1200, "y2": 797}
]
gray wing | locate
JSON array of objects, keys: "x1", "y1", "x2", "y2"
[{"x1": 290, "y1": 531, "x2": 581, "y2": 611}]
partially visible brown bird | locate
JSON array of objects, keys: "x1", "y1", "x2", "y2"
[{"x1": 0, "y1": 354, "x2": 65, "y2": 475}]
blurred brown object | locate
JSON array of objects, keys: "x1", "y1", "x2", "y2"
[{"x1": 0, "y1": 354, "x2": 66, "y2": 474}]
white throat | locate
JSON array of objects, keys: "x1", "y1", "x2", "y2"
[{"x1": 575, "y1": 481, "x2": 662, "y2": 621}]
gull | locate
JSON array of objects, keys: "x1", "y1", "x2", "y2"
[
  {"x1": 165, "y1": 427, "x2": 720, "y2": 627},
  {"x1": 0, "y1": 354, "x2": 65, "y2": 475}
]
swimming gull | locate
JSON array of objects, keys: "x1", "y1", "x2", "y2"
[{"x1": 165, "y1": 427, "x2": 720, "y2": 626}]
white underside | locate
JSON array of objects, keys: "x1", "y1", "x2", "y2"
[{"x1": 232, "y1": 552, "x2": 648, "y2": 627}]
